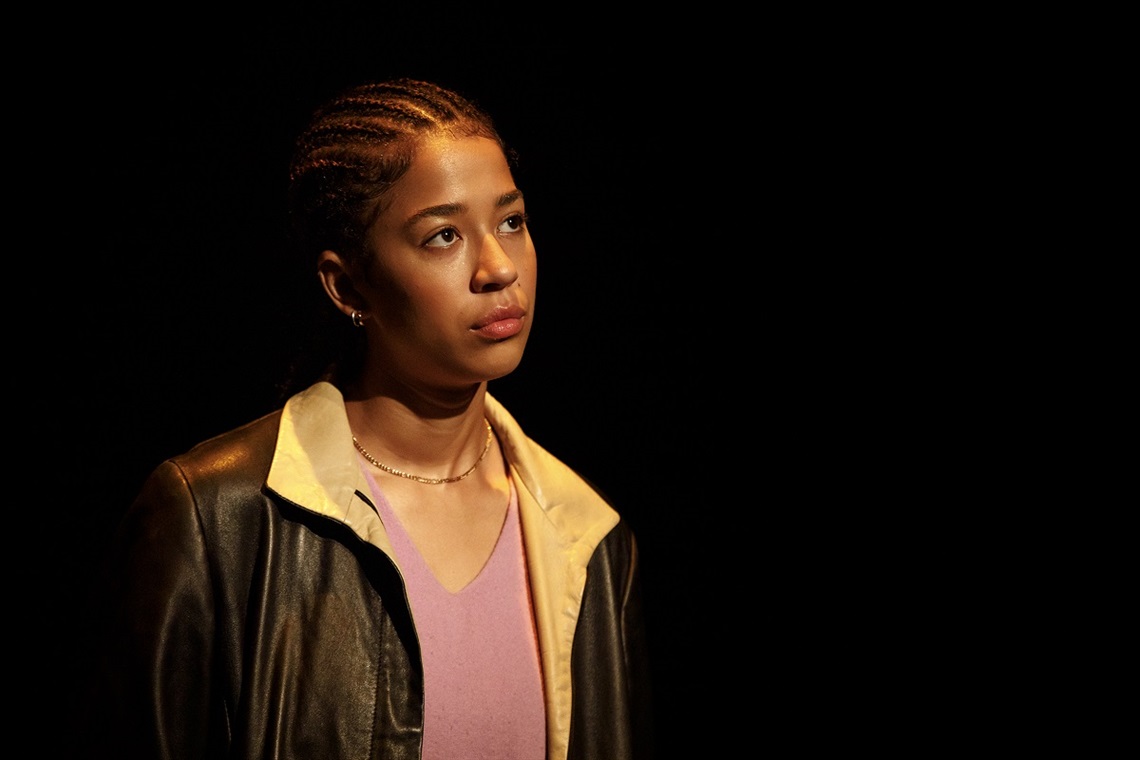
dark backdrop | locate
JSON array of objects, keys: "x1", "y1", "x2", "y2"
[{"x1": 43, "y1": 12, "x2": 860, "y2": 755}]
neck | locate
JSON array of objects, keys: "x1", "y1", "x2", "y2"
[
  {"x1": 343, "y1": 385, "x2": 491, "y2": 480},
  {"x1": 341, "y1": 366, "x2": 486, "y2": 418}
]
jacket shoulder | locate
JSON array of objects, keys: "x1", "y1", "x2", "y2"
[
  {"x1": 170, "y1": 409, "x2": 283, "y2": 485},
  {"x1": 131, "y1": 410, "x2": 284, "y2": 521}
]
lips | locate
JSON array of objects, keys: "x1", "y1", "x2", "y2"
[
  {"x1": 474, "y1": 304, "x2": 525, "y2": 328},
  {"x1": 473, "y1": 304, "x2": 526, "y2": 339}
]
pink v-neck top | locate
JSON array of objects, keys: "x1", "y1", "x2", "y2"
[{"x1": 361, "y1": 464, "x2": 547, "y2": 760}]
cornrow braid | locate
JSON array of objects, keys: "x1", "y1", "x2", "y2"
[
  {"x1": 277, "y1": 78, "x2": 513, "y2": 402},
  {"x1": 287, "y1": 78, "x2": 508, "y2": 267}
]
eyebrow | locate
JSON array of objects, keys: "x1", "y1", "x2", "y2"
[
  {"x1": 405, "y1": 190, "x2": 525, "y2": 226},
  {"x1": 498, "y1": 190, "x2": 524, "y2": 207}
]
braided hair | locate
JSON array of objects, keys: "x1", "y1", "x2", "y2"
[{"x1": 277, "y1": 79, "x2": 515, "y2": 400}]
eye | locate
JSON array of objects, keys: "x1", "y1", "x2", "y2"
[
  {"x1": 498, "y1": 213, "x2": 527, "y2": 234},
  {"x1": 424, "y1": 227, "x2": 460, "y2": 248}
]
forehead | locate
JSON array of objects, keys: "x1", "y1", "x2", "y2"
[
  {"x1": 386, "y1": 134, "x2": 515, "y2": 209},
  {"x1": 408, "y1": 134, "x2": 509, "y2": 178}
]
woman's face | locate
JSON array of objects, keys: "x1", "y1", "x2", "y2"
[{"x1": 356, "y1": 134, "x2": 537, "y2": 390}]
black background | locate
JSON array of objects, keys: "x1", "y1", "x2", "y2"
[
  {"x1": 33, "y1": 8, "x2": 1097, "y2": 755},
  {"x1": 41, "y1": 10, "x2": 897, "y2": 755}
]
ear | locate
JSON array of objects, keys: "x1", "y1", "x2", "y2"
[{"x1": 317, "y1": 250, "x2": 367, "y2": 320}]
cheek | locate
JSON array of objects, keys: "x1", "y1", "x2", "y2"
[
  {"x1": 519, "y1": 243, "x2": 538, "y2": 288},
  {"x1": 367, "y1": 256, "x2": 461, "y2": 318},
  {"x1": 368, "y1": 277, "x2": 414, "y2": 321},
  {"x1": 401, "y1": 273, "x2": 470, "y2": 329}
]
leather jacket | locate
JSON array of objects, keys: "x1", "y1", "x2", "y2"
[{"x1": 76, "y1": 382, "x2": 652, "y2": 759}]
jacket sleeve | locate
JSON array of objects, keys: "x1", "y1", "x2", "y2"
[
  {"x1": 568, "y1": 520, "x2": 654, "y2": 760},
  {"x1": 78, "y1": 460, "x2": 224, "y2": 760}
]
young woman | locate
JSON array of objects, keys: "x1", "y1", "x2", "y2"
[{"x1": 76, "y1": 78, "x2": 651, "y2": 759}]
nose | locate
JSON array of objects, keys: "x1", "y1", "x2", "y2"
[{"x1": 472, "y1": 233, "x2": 518, "y2": 292}]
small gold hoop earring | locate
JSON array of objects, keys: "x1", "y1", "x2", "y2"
[{"x1": 351, "y1": 310, "x2": 366, "y2": 328}]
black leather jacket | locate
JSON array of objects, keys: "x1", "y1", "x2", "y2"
[{"x1": 76, "y1": 383, "x2": 652, "y2": 759}]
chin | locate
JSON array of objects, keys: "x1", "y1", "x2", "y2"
[
  {"x1": 485, "y1": 359, "x2": 525, "y2": 382},
  {"x1": 481, "y1": 345, "x2": 527, "y2": 381}
]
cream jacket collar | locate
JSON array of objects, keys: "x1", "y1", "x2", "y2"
[{"x1": 265, "y1": 381, "x2": 619, "y2": 760}]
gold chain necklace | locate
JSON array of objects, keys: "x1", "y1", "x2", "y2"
[{"x1": 352, "y1": 419, "x2": 493, "y2": 485}]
